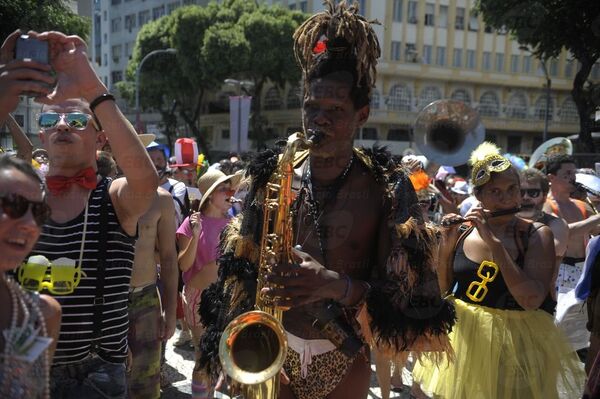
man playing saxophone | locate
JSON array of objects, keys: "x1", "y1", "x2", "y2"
[{"x1": 197, "y1": 2, "x2": 455, "y2": 398}]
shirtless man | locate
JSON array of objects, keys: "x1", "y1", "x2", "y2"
[
  {"x1": 543, "y1": 154, "x2": 600, "y2": 350},
  {"x1": 197, "y1": 3, "x2": 453, "y2": 398},
  {"x1": 127, "y1": 187, "x2": 178, "y2": 398}
]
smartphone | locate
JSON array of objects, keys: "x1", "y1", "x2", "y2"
[
  {"x1": 15, "y1": 35, "x2": 49, "y2": 63},
  {"x1": 14, "y1": 35, "x2": 53, "y2": 96}
]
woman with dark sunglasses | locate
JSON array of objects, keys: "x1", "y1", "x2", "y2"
[
  {"x1": 412, "y1": 143, "x2": 585, "y2": 399},
  {"x1": 0, "y1": 154, "x2": 61, "y2": 398}
]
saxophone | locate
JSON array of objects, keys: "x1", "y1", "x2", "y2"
[{"x1": 218, "y1": 130, "x2": 322, "y2": 399}]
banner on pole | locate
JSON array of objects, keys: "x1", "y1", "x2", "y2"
[{"x1": 229, "y1": 96, "x2": 252, "y2": 153}]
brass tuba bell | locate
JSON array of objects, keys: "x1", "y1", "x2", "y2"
[{"x1": 414, "y1": 99, "x2": 485, "y2": 166}]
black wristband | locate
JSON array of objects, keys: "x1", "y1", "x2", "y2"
[{"x1": 89, "y1": 93, "x2": 115, "y2": 113}]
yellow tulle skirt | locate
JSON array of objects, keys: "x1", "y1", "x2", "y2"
[{"x1": 412, "y1": 298, "x2": 585, "y2": 399}]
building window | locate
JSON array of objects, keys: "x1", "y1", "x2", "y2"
[
  {"x1": 482, "y1": 52, "x2": 491, "y2": 71},
  {"x1": 299, "y1": 1, "x2": 307, "y2": 12},
  {"x1": 288, "y1": 4, "x2": 296, "y2": 10},
  {"x1": 111, "y1": 44, "x2": 122, "y2": 64},
  {"x1": 565, "y1": 60, "x2": 574, "y2": 77},
  {"x1": 103, "y1": 53, "x2": 107, "y2": 66},
  {"x1": 453, "y1": 48, "x2": 463, "y2": 67},
  {"x1": 436, "y1": 46, "x2": 446, "y2": 66},
  {"x1": 111, "y1": 70, "x2": 123, "y2": 84},
  {"x1": 111, "y1": 17, "x2": 121, "y2": 33},
  {"x1": 222, "y1": 129, "x2": 230, "y2": 139},
  {"x1": 438, "y1": 5, "x2": 448, "y2": 28},
  {"x1": 361, "y1": 127, "x2": 378, "y2": 140},
  {"x1": 422, "y1": 45, "x2": 432, "y2": 64},
  {"x1": 393, "y1": 0, "x2": 403, "y2": 22},
  {"x1": 495, "y1": 53, "x2": 504, "y2": 72},
  {"x1": 450, "y1": 89, "x2": 471, "y2": 105},
  {"x1": 371, "y1": 89, "x2": 380, "y2": 109},
  {"x1": 511, "y1": 55, "x2": 519, "y2": 73},
  {"x1": 125, "y1": 14, "x2": 136, "y2": 32},
  {"x1": 111, "y1": 0, "x2": 121, "y2": 4},
  {"x1": 522, "y1": 55, "x2": 532, "y2": 74},
  {"x1": 549, "y1": 59, "x2": 559, "y2": 77},
  {"x1": 103, "y1": 33, "x2": 107, "y2": 44},
  {"x1": 153, "y1": 6, "x2": 165, "y2": 20},
  {"x1": 424, "y1": 3, "x2": 435, "y2": 26},
  {"x1": 478, "y1": 91, "x2": 500, "y2": 117},
  {"x1": 103, "y1": 10, "x2": 107, "y2": 21},
  {"x1": 455, "y1": 7, "x2": 465, "y2": 30},
  {"x1": 466, "y1": 49, "x2": 476, "y2": 69},
  {"x1": 506, "y1": 136, "x2": 522, "y2": 154},
  {"x1": 387, "y1": 84, "x2": 412, "y2": 111},
  {"x1": 419, "y1": 86, "x2": 442, "y2": 109},
  {"x1": 534, "y1": 95, "x2": 554, "y2": 121},
  {"x1": 391, "y1": 41, "x2": 402, "y2": 61},
  {"x1": 407, "y1": 1, "x2": 418, "y2": 24},
  {"x1": 406, "y1": 43, "x2": 418, "y2": 62},
  {"x1": 468, "y1": 13, "x2": 479, "y2": 31},
  {"x1": 264, "y1": 87, "x2": 282, "y2": 110},
  {"x1": 138, "y1": 10, "x2": 151, "y2": 26},
  {"x1": 387, "y1": 128, "x2": 411, "y2": 141},
  {"x1": 559, "y1": 97, "x2": 579, "y2": 123},
  {"x1": 286, "y1": 85, "x2": 301, "y2": 109},
  {"x1": 506, "y1": 92, "x2": 528, "y2": 119},
  {"x1": 167, "y1": 2, "x2": 180, "y2": 14}
]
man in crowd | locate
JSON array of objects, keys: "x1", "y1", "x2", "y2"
[
  {"x1": 197, "y1": 3, "x2": 454, "y2": 398},
  {"x1": 544, "y1": 154, "x2": 600, "y2": 351},
  {"x1": 519, "y1": 168, "x2": 569, "y2": 303},
  {"x1": 147, "y1": 141, "x2": 189, "y2": 225},
  {"x1": 127, "y1": 185, "x2": 178, "y2": 398},
  {"x1": 1, "y1": 29, "x2": 158, "y2": 398}
]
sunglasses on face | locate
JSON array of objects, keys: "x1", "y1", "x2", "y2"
[
  {"x1": 0, "y1": 193, "x2": 50, "y2": 226},
  {"x1": 520, "y1": 188, "x2": 542, "y2": 198},
  {"x1": 38, "y1": 112, "x2": 100, "y2": 131}
]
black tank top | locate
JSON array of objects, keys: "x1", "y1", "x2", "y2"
[{"x1": 453, "y1": 225, "x2": 555, "y2": 314}]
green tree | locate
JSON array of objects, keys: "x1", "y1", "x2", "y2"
[
  {"x1": 0, "y1": 0, "x2": 90, "y2": 40},
  {"x1": 475, "y1": 0, "x2": 600, "y2": 153},
  {"x1": 118, "y1": 0, "x2": 306, "y2": 158}
]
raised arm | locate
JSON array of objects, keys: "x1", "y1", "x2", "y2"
[
  {"x1": 177, "y1": 213, "x2": 201, "y2": 273},
  {"x1": 33, "y1": 31, "x2": 158, "y2": 233},
  {"x1": 5, "y1": 114, "x2": 33, "y2": 160}
]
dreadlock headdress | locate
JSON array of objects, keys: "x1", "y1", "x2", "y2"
[{"x1": 293, "y1": 0, "x2": 381, "y2": 100}]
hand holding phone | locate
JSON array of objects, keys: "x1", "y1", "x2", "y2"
[
  {"x1": 14, "y1": 35, "x2": 55, "y2": 96},
  {"x1": 0, "y1": 31, "x2": 54, "y2": 117}
]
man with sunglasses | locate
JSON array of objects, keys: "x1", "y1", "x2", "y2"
[{"x1": 1, "y1": 29, "x2": 159, "y2": 398}]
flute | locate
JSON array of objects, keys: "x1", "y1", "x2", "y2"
[{"x1": 441, "y1": 207, "x2": 521, "y2": 227}]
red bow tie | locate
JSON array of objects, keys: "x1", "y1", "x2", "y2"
[{"x1": 46, "y1": 167, "x2": 98, "y2": 195}]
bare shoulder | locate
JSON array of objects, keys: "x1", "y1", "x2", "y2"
[
  {"x1": 157, "y1": 187, "x2": 176, "y2": 209},
  {"x1": 38, "y1": 294, "x2": 61, "y2": 326}
]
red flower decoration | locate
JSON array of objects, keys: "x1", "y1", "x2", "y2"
[{"x1": 313, "y1": 39, "x2": 328, "y2": 54}]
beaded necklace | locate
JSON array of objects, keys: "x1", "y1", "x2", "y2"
[
  {"x1": 294, "y1": 153, "x2": 355, "y2": 267},
  {"x1": 0, "y1": 273, "x2": 50, "y2": 398}
]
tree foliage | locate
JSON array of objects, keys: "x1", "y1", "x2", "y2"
[
  {"x1": 476, "y1": 0, "x2": 600, "y2": 153},
  {"x1": 118, "y1": 0, "x2": 306, "y2": 158},
  {"x1": 0, "y1": 0, "x2": 90, "y2": 41}
]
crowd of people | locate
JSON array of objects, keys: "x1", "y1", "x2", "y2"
[{"x1": 1, "y1": 2, "x2": 600, "y2": 399}]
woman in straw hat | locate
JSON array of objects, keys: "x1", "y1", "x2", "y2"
[
  {"x1": 412, "y1": 142, "x2": 585, "y2": 399},
  {"x1": 176, "y1": 168, "x2": 241, "y2": 398}
]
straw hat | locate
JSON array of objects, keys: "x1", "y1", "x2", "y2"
[{"x1": 198, "y1": 169, "x2": 243, "y2": 211}]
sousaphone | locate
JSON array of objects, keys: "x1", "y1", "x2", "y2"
[
  {"x1": 414, "y1": 100, "x2": 485, "y2": 166},
  {"x1": 528, "y1": 137, "x2": 573, "y2": 170}
]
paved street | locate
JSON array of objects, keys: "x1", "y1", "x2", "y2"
[{"x1": 161, "y1": 328, "x2": 582, "y2": 398}]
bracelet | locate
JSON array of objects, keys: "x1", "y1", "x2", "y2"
[
  {"x1": 89, "y1": 93, "x2": 115, "y2": 113},
  {"x1": 338, "y1": 274, "x2": 352, "y2": 303}
]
